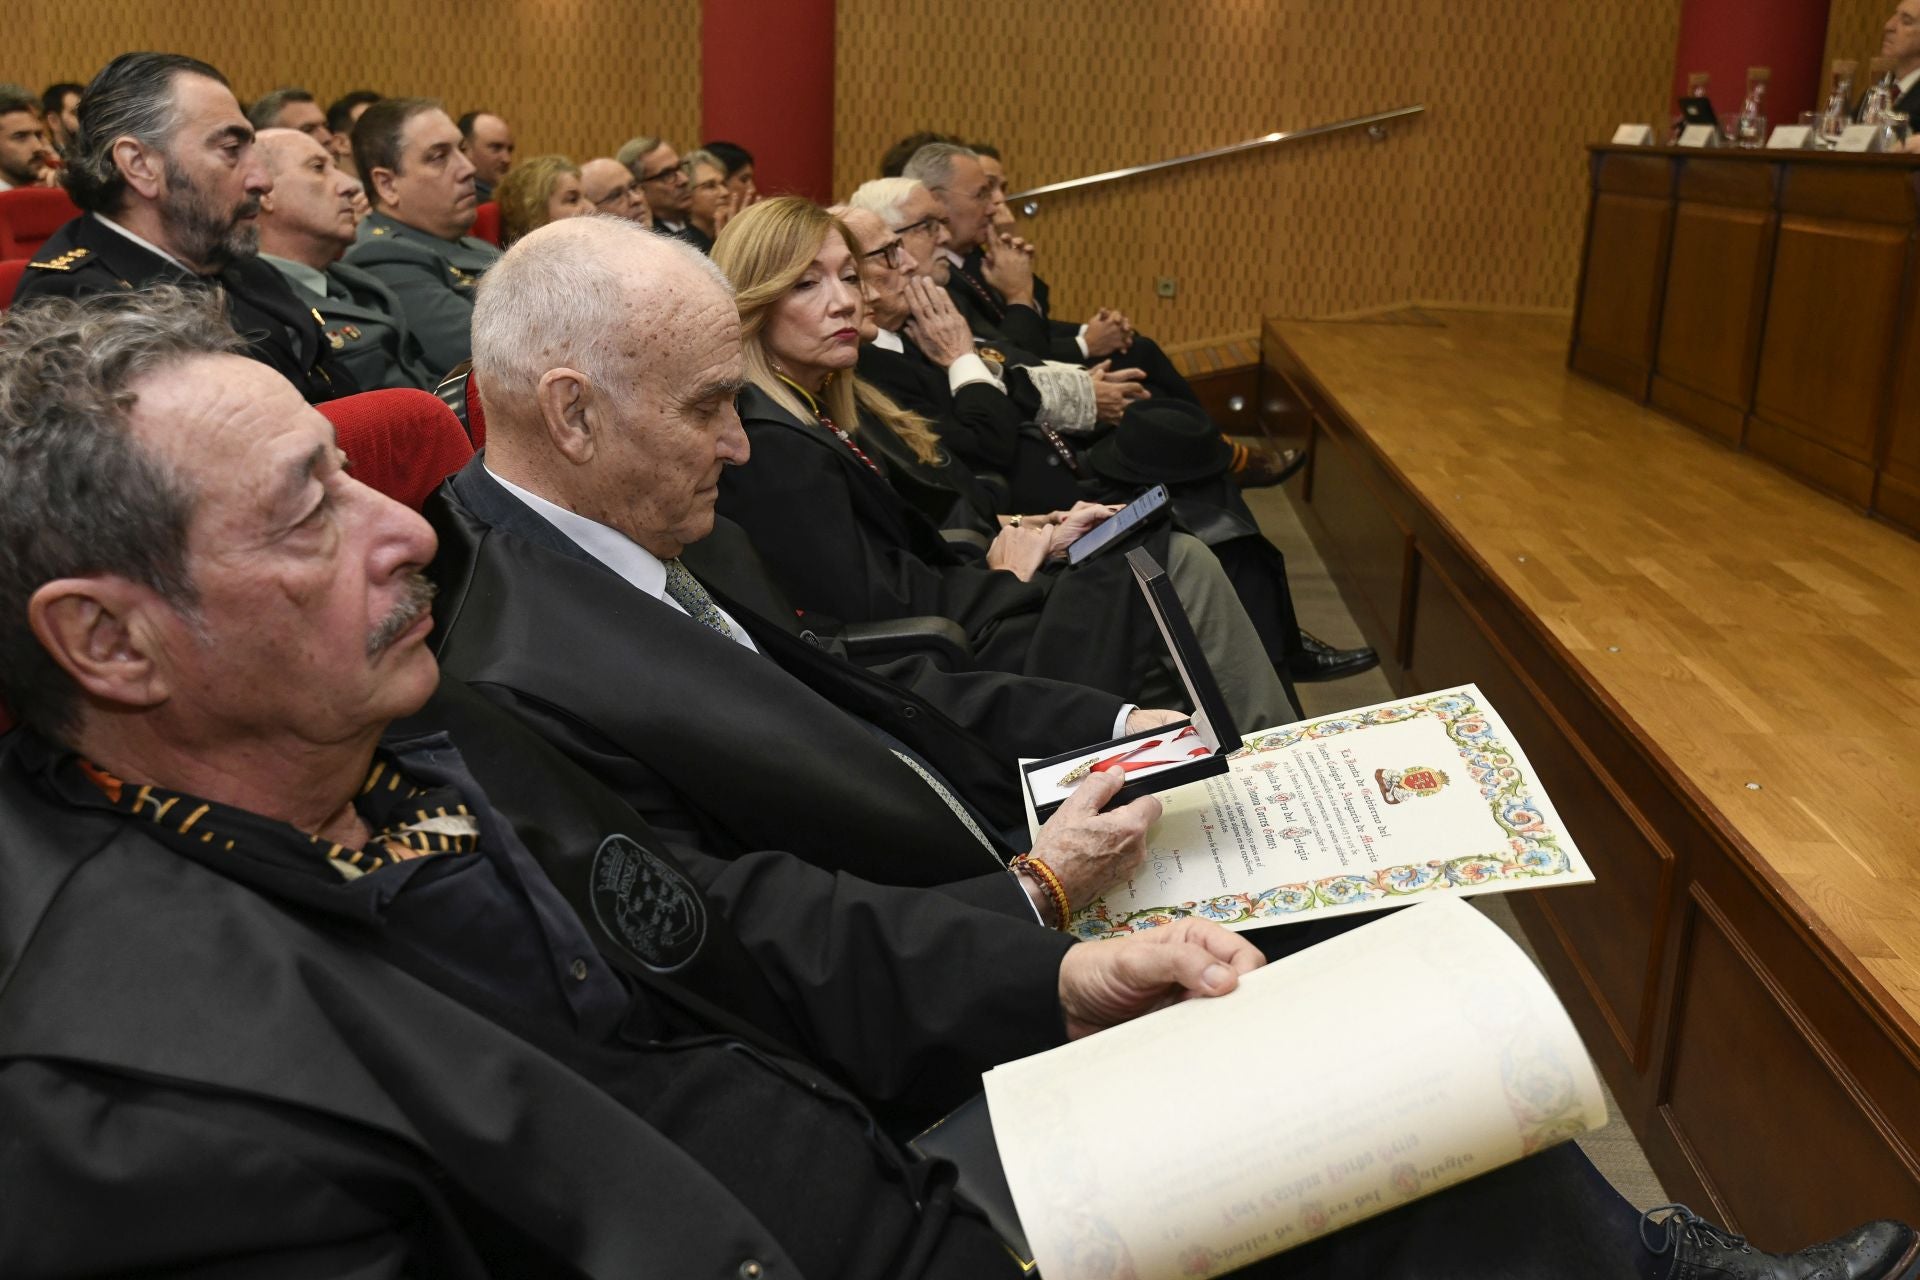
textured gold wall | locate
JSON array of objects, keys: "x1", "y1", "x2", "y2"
[
  {"x1": 13, "y1": 0, "x2": 700, "y2": 168},
  {"x1": 1824, "y1": 0, "x2": 1892, "y2": 82},
  {"x1": 836, "y1": 0, "x2": 1683, "y2": 345}
]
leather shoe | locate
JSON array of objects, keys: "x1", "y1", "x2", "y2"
[
  {"x1": 1643, "y1": 1203, "x2": 1920, "y2": 1279},
  {"x1": 1283, "y1": 630, "x2": 1380, "y2": 683},
  {"x1": 1228, "y1": 440, "x2": 1307, "y2": 489}
]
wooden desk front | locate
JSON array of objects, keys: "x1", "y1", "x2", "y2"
[{"x1": 1570, "y1": 145, "x2": 1920, "y2": 534}]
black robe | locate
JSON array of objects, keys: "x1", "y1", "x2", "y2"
[
  {"x1": 719, "y1": 383, "x2": 1173, "y2": 706},
  {"x1": 426, "y1": 459, "x2": 1123, "y2": 895},
  {"x1": 0, "y1": 679, "x2": 1070, "y2": 1278}
]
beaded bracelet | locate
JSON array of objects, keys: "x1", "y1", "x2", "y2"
[{"x1": 1012, "y1": 853, "x2": 1072, "y2": 930}]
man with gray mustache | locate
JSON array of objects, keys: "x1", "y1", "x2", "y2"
[{"x1": 14, "y1": 51, "x2": 355, "y2": 404}]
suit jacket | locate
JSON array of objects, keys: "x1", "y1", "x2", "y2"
[
  {"x1": 720, "y1": 383, "x2": 1165, "y2": 702},
  {"x1": 674, "y1": 223, "x2": 716, "y2": 254},
  {"x1": 0, "y1": 679, "x2": 1069, "y2": 1277},
  {"x1": 859, "y1": 338, "x2": 1084, "y2": 513},
  {"x1": 14, "y1": 214, "x2": 356, "y2": 403},
  {"x1": 943, "y1": 252, "x2": 1054, "y2": 355},
  {"x1": 263, "y1": 254, "x2": 440, "y2": 391},
  {"x1": 343, "y1": 210, "x2": 502, "y2": 379},
  {"x1": 1897, "y1": 80, "x2": 1920, "y2": 127},
  {"x1": 426, "y1": 458, "x2": 1122, "y2": 892}
]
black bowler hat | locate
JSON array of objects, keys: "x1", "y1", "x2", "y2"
[{"x1": 1086, "y1": 399, "x2": 1233, "y2": 485}]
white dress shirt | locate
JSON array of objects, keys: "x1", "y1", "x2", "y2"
[{"x1": 487, "y1": 466, "x2": 757, "y2": 652}]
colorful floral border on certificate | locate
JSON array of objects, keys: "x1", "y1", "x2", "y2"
[{"x1": 1069, "y1": 690, "x2": 1572, "y2": 942}]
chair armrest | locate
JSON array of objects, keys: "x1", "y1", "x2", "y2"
[
  {"x1": 841, "y1": 616, "x2": 975, "y2": 670},
  {"x1": 942, "y1": 527, "x2": 991, "y2": 553}
]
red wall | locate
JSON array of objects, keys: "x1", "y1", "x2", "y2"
[
  {"x1": 700, "y1": 0, "x2": 836, "y2": 204},
  {"x1": 1671, "y1": 0, "x2": 1832, "y2": 126}
]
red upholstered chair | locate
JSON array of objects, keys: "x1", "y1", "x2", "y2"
[
  {"x1": 464, "y1": 371, "x2": 487, "y2": 448},
  {"x1": 315, "y1": 388, "x2": 474, "y2": 510},
  {"x1": 0, "y1": 259, "x2": 27, "y2": 310},
  {"x1": 0, "y1": 187, "x2": 82, "y2": 260},
  {"x1": 469, "y1": 201, "x2": 502, "y2": 247}
]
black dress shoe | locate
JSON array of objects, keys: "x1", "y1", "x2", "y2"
[
  {"x1": 1283, "y1": 631, "x2": 1380, "y2": 683},
  {"x1": 1642, "y1": 1203, "x2": 1920, "y2": 1280}
]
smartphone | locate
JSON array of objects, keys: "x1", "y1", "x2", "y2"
[{"x1": 1066, "y1": 484, "x2": 1170, "y2": 566}]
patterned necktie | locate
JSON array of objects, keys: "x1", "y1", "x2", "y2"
[{"x1": 661, "y1": 558, "x2": 739, "y2": 642}]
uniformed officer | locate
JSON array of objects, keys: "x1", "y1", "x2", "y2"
[
  {"x1": 343, "y1": 97, "x2": 501, "y2": 377},
  {"x1": 13, "y1": 53, "x2": 354, "y2": 404},
  {"x1": 255, "y1": 128, "x2": 438, "y2": 392}
]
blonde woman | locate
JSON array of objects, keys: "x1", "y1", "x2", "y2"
[
  {"x1": 712, "y1": 197, "x2": 1297, "y2": 730},
  {"x1": 494, "y1": 155, "x2": 589, "y2": 246}
]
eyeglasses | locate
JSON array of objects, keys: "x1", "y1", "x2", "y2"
[
  {"x1": 637, "y1": 160, "x2": 685, "y2": 185},
  {"x1": 891, "y1": 215, "x2": 948, "y2": 240},
  {"x1": 593, "y1": 180, "x2": 642, "y2": 209},
  {"x1": 861, "y1": 238, "x2": 904, "y2": 268}
]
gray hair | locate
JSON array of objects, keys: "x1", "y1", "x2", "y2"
[
  {"x1": 247, "y1": 86, "x2": 316, "y2": 132},
  {"x1": 0, "y1": 287, "x2": 242, "y2": 737},
  {"x1": 65, "y1": 52, "x2": 227, "y2": 214},
  {"x1": 682, "y1": 148, "x2": 723, "y2": 178},
  {"x1": 902, "y1": 141, "x2": 978, "y2": 191},
  {"x1": 847, "y1": 177, "x2": 925, "y2": 229},
  {"x1": 616, "y1": 134, "x2": 665, "y2": 176},
  {"x1": 471, "y1": 214, "x2": 731, "y2": 431}
]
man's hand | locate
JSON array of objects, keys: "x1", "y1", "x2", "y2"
[
  {"x1": 1083, "y1": 309, "x2": 1131, "y2": 358},
  {"x1": 1058, "y1": 918, "x2": 1265, "y2": 1039},
  {"x1": 1124, "y1": 707, "x2": 1187, "y2": 734},
  {"x1": 1044, "y1": 500, "x2": 1120, "y2": 557},
  {"x1": 980, "y1": 232, "x2": 1037, "y2": 308},
  {"x1": 1090, "y1": 360, "x2": 1150, "y2": 423},
  {"x1": 902, "y1": 276, "x2": 977, "y2": 366},
  {"x1": 1028, "y1": 766, "x2": 1159, "y2": 911},
  {"x1": 985, "y1": 522, "x2": 1053, "y2": 581}
]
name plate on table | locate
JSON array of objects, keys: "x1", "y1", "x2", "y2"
[
  {"x1": 1766, "y1": 124, "x2": 1814, "y2": 149},
  {"x1": 1837, "y1": 123, "x2": 1883, "y2": 152},
  {"x1": 1611, "y1": 123, "x2": 1654, "y2": 146},
  {"x1": 1678, "y1": 123, "x2": 1721, "y2": 148}
]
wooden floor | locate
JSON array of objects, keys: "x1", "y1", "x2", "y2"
[{"x1": 1273, "y1": 309, "x2": 1920, "y2": 1037}]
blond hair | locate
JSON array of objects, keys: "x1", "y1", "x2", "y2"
[
  {"x1": 712, "y1": 196, "x2": 945, "y2": 466},
  {"x1": 494, "y1": 154, "x2": 581, "y2": 246}
]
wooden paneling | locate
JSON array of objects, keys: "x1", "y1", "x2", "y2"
[
  {"x1": 1654, "y1": 887, "x2": 1920, "y2": 1243},
  {"x1": 14, "y1": 1, "x2": 701, "y2": 173},
  {"x1": 1573, "y1": 146, "x2": 1920, "y2": 527},
  {"x1": 835, "y1": 0, "x2": 1682, "y2": 345},
  {"x1": 1271, "y1": 307, "x2": 1920, "y2": 1249},
  {"x1": 1649, "y1": 160, "x2": 1777, "y2": 445},
  {"x1": 1748, "y1": 212, "x2": 1907, "y2": 506}
]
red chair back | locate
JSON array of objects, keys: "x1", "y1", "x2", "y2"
[
  {"x1": 0, "y1": 188, "x2": 81, "y2": 260},
  {"x1": 0, "y1": 259, "x2": 27, "y2": 310},
  {"x1": 315, "y1": 388, "x2": 474, "y2": 510},
  {"x1": 469, "y1": 201, "x2": 502, "y2": 247},
  {"x1": 464, "y1": 370, "x2": 487, "y2": 448}
]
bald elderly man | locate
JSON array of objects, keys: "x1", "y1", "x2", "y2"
[
  {"x1": 255, "y1": 128, "x2": 438, "y2": 390},
  {"x1": 580, "y1": 155, "x2": 652, "y2": 226}
]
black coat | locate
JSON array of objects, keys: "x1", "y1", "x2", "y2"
[
  {"x1": 426, "y1": 458, "x2": 1122, "y2": 889},
  {"x1": 859, "y1": 338, "x2": 1084, "y2": 513},
  {"x1": 13, "y1": 214, "x2": 357, "y2": 403},
  {"x1": 0, "y1": 679, "x2": 1069, "y2": 1278},
  {"x1": 719, "y1": 383, "x2": 1168, "y2": 704}
]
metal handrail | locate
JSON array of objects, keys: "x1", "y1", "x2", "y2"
[{"x1": 1008, "y1": 105, "x2": 1425, "y2": 213}]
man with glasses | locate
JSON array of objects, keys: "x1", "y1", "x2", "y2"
[
  {"x1": 617, "y1": 133, "x2": 692, "y2": 235},
  {"x1": 904, "y1": 141, "x2": 1303, "y2": 491},
  {"x1": 580, "y1": 156, "x2": 652, "y2": 227}
]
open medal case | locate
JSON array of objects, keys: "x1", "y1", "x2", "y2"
[{"x1": 1021, "y1": 547, "x2": 1242, "y2": 822}]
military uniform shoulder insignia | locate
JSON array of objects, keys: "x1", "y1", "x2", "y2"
[
  {"x1": 370, "y1": 225, "x2": 388, "y2": 235},
  {"x1": 27, "y1": 246, "x2": 91, "y2": 272},
  {"x1": 448, "y1": 265, "x2": 475, "y2": 286}
]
